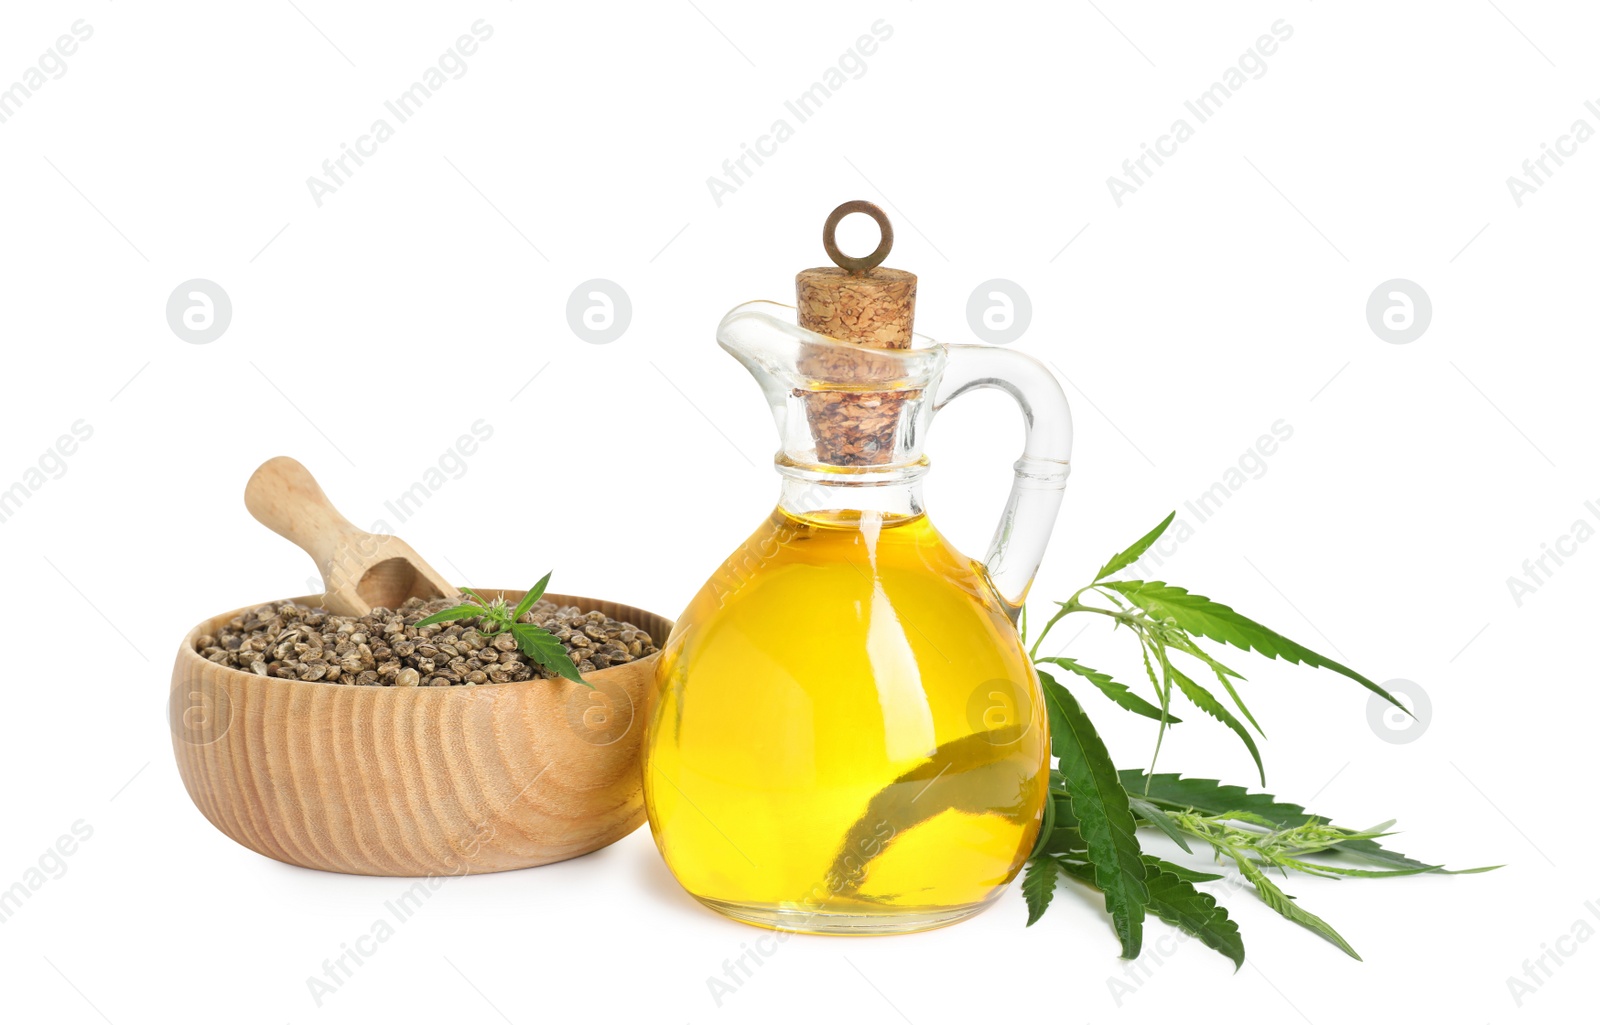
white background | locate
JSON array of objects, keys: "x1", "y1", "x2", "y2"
[{"x1": 0, "y1": 1, "x2": 1595, "y2": 1022}]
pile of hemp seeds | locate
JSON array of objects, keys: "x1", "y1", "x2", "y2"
[{"x1": 194, "y1": 595, "x2": 658, "y2": 686}]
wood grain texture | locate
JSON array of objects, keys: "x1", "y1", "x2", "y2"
[{"x1": 170, "y1": 591, "x2": 670, "y2": 876}]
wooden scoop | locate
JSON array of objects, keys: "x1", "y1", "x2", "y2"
[{"x1": 244, "y1": 456, "x2": 455, "y2": 616}]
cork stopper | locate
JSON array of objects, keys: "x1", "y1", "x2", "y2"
[
  {"x1": 794, "y1": 201, "x2": 919, "y2": 466},
  {"x1": 795, "y1": 201, "x2": 917, "y2": 348}
]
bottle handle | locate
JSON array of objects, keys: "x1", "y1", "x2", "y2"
[{"x1": 932, "y1": 346, "x2": 1073, "y2": 619}]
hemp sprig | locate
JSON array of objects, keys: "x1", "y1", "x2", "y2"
[
  {"x1": 415, "y1": 571, "x2": 588, "y2": 686},
  {"x1": 1020, "y1": 512, "x2": 1495, "y2": 965}
]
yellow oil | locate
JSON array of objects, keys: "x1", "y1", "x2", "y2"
[{"x1": 643, "y1": 506, "x2": 1048, "y2": 934}]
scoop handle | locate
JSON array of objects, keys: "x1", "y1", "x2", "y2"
[{"x1": 244, "y1": 456, "x2": 376, "y2": 602}]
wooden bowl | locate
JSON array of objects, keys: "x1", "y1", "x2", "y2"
[{"x1": 169, "y1": 591, "x2": 670, "y2": 876}]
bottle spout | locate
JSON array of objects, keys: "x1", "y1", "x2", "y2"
[
  {"x1": 717, "y1": 301, "x2": 947, "y2": 470},
  {"x1": 716, "y1": 301, "x2": 822, "y2": 417}
]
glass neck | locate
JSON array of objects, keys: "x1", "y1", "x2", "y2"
[{"x1": 776, "y1": 458, "x2": 927, "y2": 521}]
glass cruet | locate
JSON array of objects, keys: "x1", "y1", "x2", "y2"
[{"x1": 643, "y1": 202, "x2": 1074, "y2": 935}]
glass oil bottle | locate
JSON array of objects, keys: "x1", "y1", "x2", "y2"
[{"x1": 644, "y1": 201, "x2": 1075, "y2": 934}]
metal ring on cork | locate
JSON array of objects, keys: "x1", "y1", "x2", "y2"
[{"x1": 821, "y1": 200, "x2": 894, "y2": 273}]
